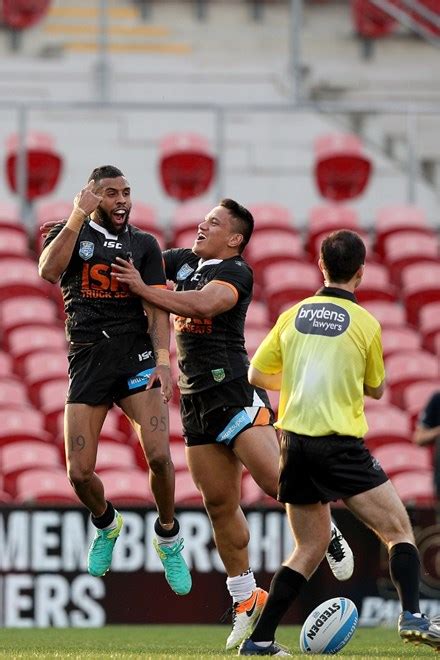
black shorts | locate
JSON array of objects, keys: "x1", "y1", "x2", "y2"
[
  {"x1": 278, "y1": 431, "x2": 389, "y2": 505},
  {"x1": 67, "y1": 333, "x2": 158, "y2": 406},
  {"x1": 180, "y1": 376, "x2": 274, "y2": 447}
]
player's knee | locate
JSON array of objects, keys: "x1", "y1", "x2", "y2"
[
  {"x1": 67, "y1": 465, "x2": 94, "y2": 488},
  {"x1": 148, "y1": 452, "x2": 173, "y2": 476}
]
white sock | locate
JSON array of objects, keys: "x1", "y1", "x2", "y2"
[
  {"x1": 226, "y1": 569, "x2": 257, "y2": 603},
  {"x1": 253, "y1": 641, "x2": 272, "y2": 648},
  {"x1": 156, "y1": 532, "x2": 179, "y2": 547}
]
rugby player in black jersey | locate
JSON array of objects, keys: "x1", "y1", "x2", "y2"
[
  {"x1": 112, "y1": 199, "x2": 354, "y2": 649},
  {"x1": 38, "y1": 165, "x2": 191, "y2": 596}
]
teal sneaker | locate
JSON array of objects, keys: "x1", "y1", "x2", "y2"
[
  {"x1": 153, "y1": 537, "x2": 192, "y2": 596},
  {"x1": 87, "y1": 512, "x2": 123, "y2": 577}
]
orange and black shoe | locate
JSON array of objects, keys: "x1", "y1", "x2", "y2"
[{"x1": 225, "y1": 587, "x2": 268, "y2": 651}]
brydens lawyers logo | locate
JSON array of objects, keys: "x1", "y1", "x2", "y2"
[
  {"x1": 79, "y1": 241, "x2": 94, "y2": 260},
  {"x1": 295, "y1": 303, "x2": 350, "y2": 337}
]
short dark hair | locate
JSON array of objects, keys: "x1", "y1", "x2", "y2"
[
  {"x1": 220, "y1": 198, "x2": 254, "y2": 253},
  {"x1": 88, "y1": 165, "x2": 124, "y2": 185},
  {"x1": 320, "y1": 229, "x2": 366, "y2": 283}
]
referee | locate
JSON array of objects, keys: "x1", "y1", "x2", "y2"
[{"x1": 240, "y1": 229, "x2": 439, "y2": 656}]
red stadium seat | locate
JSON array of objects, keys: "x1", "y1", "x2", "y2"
[
  {"x1": 381, "y1": 326, "x2": 422, "y2": 358},
  {"x1": 374, "y1": 205, "x2": 434, "y2": 259},
  {"x1": 372, "y1": 443, "x2": 431, "y2": 478},
  {"x1": 36, "y1": 200, "x2": 72, "y2": 226},
  {"x1": 171, "y1": 201, "x2": 212, "y2": 244},
  {"x1": 170, "y1": 442, "x2": 188, "y2": 471},
  {"x1": 364, "y1": 405, "x2": 412, "y2": 450},
  {"x1": 385, "y1": 350, "x2": 440, "y2": 408},
  {"x1": 99, "y1": 468, "x2": 154, "y2": 505},
  {"x1": 362, "y1": 301, "x2": 406, "y2": 328},
  {"x1": 356, "y1": 262, "x2": 397, "y2": 304},
  {"x1": 0, "y1": 377, "x2": 32, "y2": 410},
  {"x1": 38, "y1": 378, "x2": 69, "y2": 434},
  {"x1": 263, "y1": 261, "x2": 322, "y2": 321},
  {"x1": 22, "y1": 349, "x2": 68, "y2": 406},
  {"x1": 159, "y1": 133, "x2": 215, "y2": 202},
  {"x1": 7, "y1": 325, "x2": 67, "y2": 374},
  {"x1": 0, "y1": 258, "x2": 51, "y2": 303},
  {"x1": 95, "y1": 441, "x2": 137, "y2": 472},
  {"x1": 0, "y1": 296, "x2": 61, "y2": 342},
  {"x1": 401, "y1": 263, "x2": 440, "y2": 326},
  {"x1": 129, "y1": 203, "x2": 166, "y2": 248},
  {"x1": 382, "y1": 232, "x2": 439, "y2": 285},
  {"x1": 0, "y1": 201, "x2": 26, "y2": 237},
  {"x1": 173, "y1": 228, "x2": 197, "y2": 249},
  {"x1": 418, "y1": 302, "x2": 440, "y2": 352},
  {"x1": 314, "y1": 133, "x2": 372, "y2": 201},
  {"x1": 391, "y1": 470, "x2": 435, "y2": 506},
  {"x1": 248, "y1": 203, "x2": 296, "y2": 233},
  {"x1": 401, "y1": 380, "x2": 440, "y2": 428},
  {"x1": 306, "y1": 204, "x2": 360, "y2": 257},
  {"x1": 174, "y1": 470, "x2": 203, "y2": 505},
  {"x1": 15, "y1": 468, "x2": 79, "y2": 504},
  {"x1": 245, "y1": 327, "x2": 269, "y2": 359},
  {"x1": 6, "y1": 132, "x2": 63, "y2": 202},
  {"x1": 2, "y1": 0, "x2": 51, "y2": 30},
  {"x1": 1, "y1": 441, "x2": 62, "y2": 496},
  {"x1": 0, "y1": 490, "x2": 12, "y2": 504},
  {"x1": 241, "y1": 472, "x2": 279, "y2": 507},
  {"x1": 245, "y1": 300, "x2": 271, "y2": 330},
  {"x1": 245, "y1": 231, "x2": 306, "y2": 284},
  {"x1": 0, "y1": 408, "x2": 52, "y2": 445},
  {"x1": 0, "y1": 229, "x2": 30, "y2": 260},
  {"x1": 364, "y1": 386, "x2": 392, "y2": 410},
  {"x1": 0, "y1": 351, "x2": 13, "y2": 378},
  {"x1": 351, "y1": 0, "x2": 397, "y2": 38}
]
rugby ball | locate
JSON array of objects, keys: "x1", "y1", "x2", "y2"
[{"x1": 299, "y1": 597, "x2": 358, "y2": 654}]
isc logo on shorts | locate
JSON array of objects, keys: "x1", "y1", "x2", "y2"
[{"x1": 295, "y1": 303, "x2": 350, "y2": 337}]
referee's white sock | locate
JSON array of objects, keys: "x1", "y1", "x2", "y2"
[{"x1": 226, "y1": 568, "x2": 257, "y2": 603}]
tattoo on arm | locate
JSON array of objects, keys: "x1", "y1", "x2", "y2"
[{"x1": 70, "y1": 435, "x2": 86, "y2": 451}]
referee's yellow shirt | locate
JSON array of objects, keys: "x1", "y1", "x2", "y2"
[{"x1": 251, "y1": 287, "x2": 385, "y2": 438}]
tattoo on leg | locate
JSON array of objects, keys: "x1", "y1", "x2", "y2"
[
  {"x1": 150, "y1": 416, "x2": 167, "y2": 432},
  {"x1": 71, "y1": 435, "x2": 86, "y2": 451}
]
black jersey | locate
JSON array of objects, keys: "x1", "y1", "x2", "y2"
[
  {"x1": 43, "y1": 219, "x2": 166, "y2": 342},
  {"x1": 164, "y1": 248, "x2": 253, "y2": 394}
]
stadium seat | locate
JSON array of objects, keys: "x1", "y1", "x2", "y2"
[
  {"x1": 0, "y1": 258, "x2": 51, "y2": 303},
  {"x1": 314, "y1": 133, "x2": 372, "y2": 201},
  {"x1": 0, "y1": 296, "x2": 61, "y2": 343},
  {"x1": 1, "y1": 441, "x2": 62, "y2": 496},
  {"x1": 6, "y1": 132, "x2": 63, "y2": 202},
  {"x1": 418, "y1": 302, "x2": 440, "y2": 352},
  {"x1": 170, "y1": 442, "x2": 188, "y2": 471},
  {"x1": 15, "y1": 468, "x2": 79, "y2": 505},
  {"x1": 374, "y1": 205, "x2": 434, "y2": 259},
  {"x1": 401, "y1": 380, "x2": 440, "y2": 428},
  {"x1": 129, "y1": 202, "x2": 166, "y2": 248},
  {"x1": 245, "y1": 327, "x2": 269, "y2": 358},
  {"x1": 245, "y1": 230, "x2": 307, "y2": 284},
  {"x1": 99, "y1": 468, "x2": 154, "y2": 505},
  {"x1": 362, "y1": 301, "x2": 407, "y2": 328},
  {"x1": 372, "y1": 443, "x2": 432, "y2": 478},
  {"x1": 263, "y1": 261, "x2": 322, "y2": 321},
  {"x1": 37, "y1": 378, "x2": 69, "y2": 434},
  {"x1": 0, "y1": 489, "x2": 12, "y2": 504},
  {"x1": 0, "y1": 201, "x2": 26, "y2": 237},
  {"x1": 158, "y1": 133, "x2": 215, "y2": 202},
  {"x1": 351, "y1": 0, "x2": 397, "y2": 38},
  {"x1": 22, "y1": 349, "x2": 68, "y2": 406},
  {"x1": 364, "y1": 405, "x2": 412, "y2": 450},
  {"x1": 385, "y1": 350, "x2": 440, "y2": 408},
  {"x1": 0, "y1": 408, "x2": 52, "y2": 445},
  {"x1": 241, "y1": 471, "x2": 279, "y2": 507},
  {"x1": 248, "y1": 203, "x2": 296, "y2": 233},
  {"x1": 0, "y1": 351, "x2": 13, "y2": 377},
  {"x1": 245, "y1": 300, "x2": 271, "y2": 330},
  {"x1": 401, "y1": 262, "x2": 440, "y2": 326},
  {"x1": 391, "y1": 470, "x2": 435, "y2": 506},
  {"x1": 382, "y1": 231, "x2": 439, "y2": 285},
  {"x1": 36, "y1": 200, "x2": 72, "y2": 226},
  {"x1": 7, "y1": 325, "x2": 67, "y2": 374},
  {"x1": 0, "y1": 377, "x2": 32, "y2": 410},
  {"x1": 95, "y1": 441, "x2": 138, "y2": 472},
  {"x1": 0, "y1": 229, "x2": 30, "y2": 260},
  {"x1": 174, "y1": 470, "x2": 203, "y2": 505},
  {"x1": 356, "y1": 262, "x2": 397, "y2": 304},
  {"x1": 364, "y1": 386, "x2": 392, "y2": 410},
  {"x1": 381, "y1": 326, "x2": 422, "y2": 358},
  {"x1": 173, "y1": 228, "x2": 197, "y2": 249},
  {"x1": 171, "y1": 201, "x2": 212, "y2": 244},
  {"x1": 306, "y1": 204, "x2": 360, "y2": 257}
]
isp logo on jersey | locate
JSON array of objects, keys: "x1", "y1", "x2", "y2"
[{"x1": 79, "y1": 241, "x2": 94, "y2": 260}]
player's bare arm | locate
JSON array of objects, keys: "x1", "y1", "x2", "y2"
[
  {"x1": 363, "y1": 380, "x2": 385, "y2": 399},
  {"x1": 248, "y1": 365, "x2": 282, "y2": 391},
  {"x1": 39, "y1": 181, "x2": 102, "y2": 283},
  {"x1": 413, "y1": 424, "x2": 440, "y2": 446},
  {"x1": 143, "y1": 302, "x2": 173, "y2": 403},
  {"x1": 112, "y1": 257, "x2": 237, "y2": 318}
]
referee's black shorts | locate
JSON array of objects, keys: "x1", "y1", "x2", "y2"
[{"x1": 278, "y1": 431, "x2": 389, "y2": 505}]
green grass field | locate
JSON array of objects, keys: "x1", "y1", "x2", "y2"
[{"x1": 0, "y1": 625, "x2": 436, "y2": 660}]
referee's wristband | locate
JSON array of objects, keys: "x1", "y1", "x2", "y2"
[
  {"x1": 156, "y1": 349, "x2": 170, "y2": 368},
  {"x1": 66, "y1": 207, "x2": 87, "y2": 233}
]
